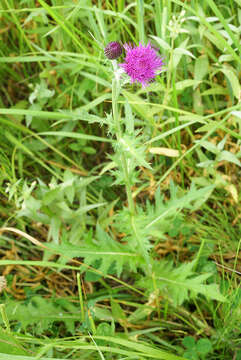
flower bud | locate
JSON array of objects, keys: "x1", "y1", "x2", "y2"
[{"x1": 104, "y1": 42, "x2": 122, "y2": 60}]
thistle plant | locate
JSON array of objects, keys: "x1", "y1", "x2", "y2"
[
  {"x1": 104, "y1": 41, "x2": 164, "y2": 271},
  {"x1": 101, "y1": 41, "x2": 226, "y2": 305}
]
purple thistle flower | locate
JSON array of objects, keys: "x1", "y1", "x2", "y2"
[
  {"x1": 104, "y1": 42, "x2": 122, "y2": 60},
  {"x1": 119, "y1": 42, "x2": 163, "y2": 87}
]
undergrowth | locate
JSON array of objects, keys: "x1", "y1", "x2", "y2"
[{"x1": 0, "y1": 0, "x2": 241, "y2": 359}]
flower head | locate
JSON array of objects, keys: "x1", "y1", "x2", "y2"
[
  {"x1": 119, "y1": 42, "x2": 163, "y2": 87},
  {"x1": 104, "y1": 42, "x2": 122, "y2": 60}
]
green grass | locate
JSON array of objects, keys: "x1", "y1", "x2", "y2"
[{"x1": 0, "y1": 0, "x2": 241, "y2": 359}]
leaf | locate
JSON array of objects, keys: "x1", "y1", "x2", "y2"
[
  {"x1": 149, "y1": 35, "x2": 171, "y2": 50},
  {"x1": 203, "y1": 28, "x2": 226, "y2": 52},
  {"x1": 111, "y1": 298, "x2": 126, "y2": 322},
  {"x1": 127, "y1": 304, "x2": 155, "y2": 323},
  {"x1": 196, "y1": 121, "x2": 219, "y2": 132},
  {"x1": 172, "y1": 38, "x2": 193, "y2": 68},
  {"x1": 96, "y1": 322, "x2": 114, "y2": 337},
  {"x1": 145, "y1": 183, "x2": 214, "y2": 229},
  {"x1": 29, "y1": 80, "x2": 55, "y2": 104},
  {"x1": 0, "y1": 297, "x2": 78, "y2": 335},
  {"x1": 182, "y1": 336, "x2": 196, "y2": 350},
  {"x1": 218, "y1": 54, "x2": 235, "y2": 62},
  {"x1": 118, "y1": 136, "x2": 152, "y2": 170},
  {"x1": 0, "y1": 328, "x2": 28, "y2": 356},
  {"x1": 138, "y1": 260, "x2": 226, "y2": 306},
  {"x1": 201, "y1": 86, "x2": 228, "y2": 96},
  {"x1": 39, "y1": 131, "x2": 113, "y2": 143},
  {"x1": 74, "y1": 203, "x2": 107, "y2": 217},
  {"x1": 194, "y1": 55, "x2": 209, "y2": 87},
  {"x1": 197, "y1": 160, "x2": 214, "y2": 168},
  {"x1": 217, "y1": 151, "x2": 241, "y2": 166},
  {"x1": 48, "y1": 216, "x2": 61, "y2": 244},
  {"x1": 79, "y1": 71, "x2": 111, "y2": 88},
  {"x1": 147, "y1": 118, "x2": 204, "y2": 145},
  {"x1": 217, "y1": 136, "x2": 227, "y2": 151},
  {"x1": 94, "y1": 336, "x2": 186, "y2": 360},
  {"x1": 122, "y1": 90, "x2": 157, "y2": 123},
  {"x1": 173, "y1": 47, "x2": 196, "y2": 59},
  {"x1": 196, "y1": 339, "x2": 212, "y2": 355},
  {"x1": 193, "y1": 88, "x2": 204, "y2": 115},
  {"x1": 175, "y1": 80, "x2": 201, "y2": 91},
  {"x1": 47, "y1": 225, "x2": 141, "y2": 277},
  {"x1": 221, "y1": 66, "x2": 241, "y2": 100},
  {"x1": 17, "y1": 176, "x2": 101, "y2": 243},
  {"x1": 42, "y1": 188, "x2": 60, "y2": 205},
  {"x1": 92, "y1": 307, "x2": 113, "y2": 321},
  {"x1": 197, "y1": 140, "x2": 219, "y2": 154},
  {"x1": 63, "y1": 170, "x2": 75, "y2": 204}
]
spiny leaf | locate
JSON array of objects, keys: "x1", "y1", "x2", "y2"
[
  {"x1": 48, "y1": 224, "x2": 141, "y2": 277},
  {"x1": 137, "y1": 260, "x2": 226, "y2": 306},
  {"x1": 0, "y1": 297, "x2": 78, "y2": 335}
]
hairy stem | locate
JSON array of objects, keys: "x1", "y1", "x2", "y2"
[
  {"x1": 111, "y1": 63, "x2": 150, "y2": 270},
  {"x1": 111, "y1": 72, "x2": 135, "y2": 216}
]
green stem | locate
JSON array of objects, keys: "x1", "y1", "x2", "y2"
[
  {"x1": 111, "y1": 67, "x2": 135, "y2": 216},
  {"x1": 111, "y1": 64, "x2": 150, "y2": 270}
]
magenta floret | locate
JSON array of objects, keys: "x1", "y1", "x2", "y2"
[{"x1": 119, "y1": 42, "x2": 163, "y2": 87}]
